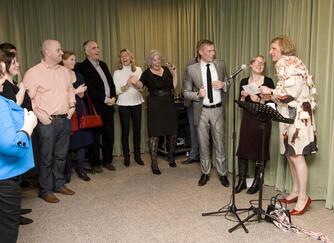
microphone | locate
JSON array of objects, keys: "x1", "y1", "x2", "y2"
[{"x1": 229, "y1": 64, "x2": 247, "y2": 79}]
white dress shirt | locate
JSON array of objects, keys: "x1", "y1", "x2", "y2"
[{"x1": 200, "y1": 61, "x2": 222, "y2": 106}]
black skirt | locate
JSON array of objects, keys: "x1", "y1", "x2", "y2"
[{"x1": 147, "y1": 95, "x2": 177, "y2": 137}]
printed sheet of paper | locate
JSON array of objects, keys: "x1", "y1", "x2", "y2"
[{"x1": 242, "y1": 82, "x2": 260, "y2": 95}]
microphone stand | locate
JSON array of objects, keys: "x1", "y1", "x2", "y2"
[{"x1": 202, "y1": 72, "x2": 250, "y2": 233}]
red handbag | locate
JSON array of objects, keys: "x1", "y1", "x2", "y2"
[
  {"x1": 79, "y1": 96, "x2": 103, "y2": 129},
  {"x1": 71, "y1": 111, "x2": 79, "y2": 132}
]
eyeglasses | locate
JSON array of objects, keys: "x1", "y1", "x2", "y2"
[{"x1": 253, "y1": 60, "x2": 265, "y2": 66}]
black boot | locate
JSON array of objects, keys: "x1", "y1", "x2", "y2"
[
  {"x1": 247, "y1": 161, "x2": 266, "y2": 194},
  {"x1": 235, "y1": 158, "x2": 248, "y2": 193},
  {"x1": 168, "y1": 135, "x2": 177, "y2": 167},
  {"x1": 124, "y1": 155, "x2": 130, "y2": 167},
  {"x1": 149, "y1": 137, "x2": 161, "y2": 175}
]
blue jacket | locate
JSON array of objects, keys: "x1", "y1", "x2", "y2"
[{"x1": 0, "y1": 95, "x2": 34, "y2": 180}]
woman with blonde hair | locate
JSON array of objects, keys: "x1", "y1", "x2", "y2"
[
  {"x1": 113, "y1": 49, "x2": 144, "y2": 166},
  {"x1": 261, "y1": 36, "x2": 317, "y2": 215}
]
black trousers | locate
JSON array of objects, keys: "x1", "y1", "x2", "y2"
[
  {"x1": 118, "y1": 104, "x2": 142, "y2": 158},
  {"x1": 0, "y1": 176, "x2": 22, "y2": 243},
  {"x1": 90, "y1": 110, "x2": 115, "y2": 166}
]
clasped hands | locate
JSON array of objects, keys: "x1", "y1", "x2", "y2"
[
  {"x1": 105, "y1": 97, "x2": 116, "y2": 106},
  {"x1": 121, "y1": 75, "x2": 140, "y2": 92}
]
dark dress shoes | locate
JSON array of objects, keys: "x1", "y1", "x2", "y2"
[
  {"x1": 65, "y1": 173, "x2": 71, "y2": 183},
  {"x1": 134, "y1": 157, "x2": 145, "y2": 166},
  {"x1": 103, "y1": 163, "x2": 116, "y2": 171},
  {"x1": 93, "y1": 166, "x2": 103, "y2": 173},
  {"x1": 41, "y1": 193, "x2": 60, "y2": 203},
  {"x1": 235, "y1": 178, "x2": 247, "y2": 193},
  {"x1": 181, "y1": 158, "x2": 199, "y2": 164},
  {"x1": 21, "y1": 208, "x2": 32, "y2": 215},
  {"x1": 124, "y1": 157, "x2": 130, "y2": 167},
  {"x1": 219, "y1": 175, "x2": 230, "y2": 187},
  {"x1": 78, "y1": 172, "x2": 91, "y2": 181},
  {"x1": 56, "y1": 185, "x2": 75, "y2": 195},
  {"x1": 169, "y1": 161, "x2": 177, "y2": 167},
  {"x1": 151, "y1": 165, "x2": 161, "y2": 175},
  {"x1": 19, "y1": 216, "x2": 33, "y2": 225},
  {"x1": 198, "y1": 174, "x2": 210, "y2": 186}
]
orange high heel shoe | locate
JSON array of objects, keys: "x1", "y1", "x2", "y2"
[
  {"x1": 290, "y1": 196, "x2": 312, "y2": 216},
  {"x1": 278, "y1": 196, "x2": 298, "y2": 204}
]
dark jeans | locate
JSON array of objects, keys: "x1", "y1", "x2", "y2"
[
  {"x1": 90, "y1": 110, "x2": 114, "y2": 166},
  {"x1": 0, "y1": 176, "x2": 22, "y2": 243},
  {"x1": 119, "y1": 104, "x2": 142, "y2": 158},
  {"x1": 38, "y1": 118, "x2": 71, "y2": 197}
]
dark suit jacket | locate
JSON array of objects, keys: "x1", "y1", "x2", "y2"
[
  {"x1": 76, "y1": 59, "x2": 116, "y2": 116},
  {"x1": 183, "y1": 59, "x2": 230, "y2": 126}
]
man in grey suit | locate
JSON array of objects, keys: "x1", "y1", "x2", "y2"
[{"x1": 183, "y1": 39, "x2": 230, "y2": 187}]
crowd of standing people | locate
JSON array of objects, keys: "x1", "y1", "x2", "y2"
[{"x1": 0, "y1": 35, "x2": 318, "y2": 242}]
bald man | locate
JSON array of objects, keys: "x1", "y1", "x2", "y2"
[
  {"x1": 23, "y1": 40, "x2": 76, "y2": 203},
  {"x1": 77, "y1": 40, "x2": 116, "y2": 173}
]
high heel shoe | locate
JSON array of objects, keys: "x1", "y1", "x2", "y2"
[
  {"x1": 290, "y1": 196, "x2": 312, "y2": 216},
  {"x1": 278, "y1": 196, "x2": 298, "y2": 204},
  {"x1": 151, "y1": 166, "x2": 161, "y2": 175}
]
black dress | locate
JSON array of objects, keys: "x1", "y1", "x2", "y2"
[
  {"x1": 69, "y1": 73, "x2": 94, "y2": 150},
  {"x1": 1, "y1": 80, "x2": 32, "y2": 110},
  {"x1": 140, "y1": 66, "x2": 177, "y2": 137},
  {"x1": 236, "y1": 76, "x2": 275, "y2": 161}
]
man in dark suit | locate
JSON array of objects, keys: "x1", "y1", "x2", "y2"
[
  {"x1": 183, "y1": 40, "x2": 230, "y2": 187},
  {"x1": 77, "y1": 40, "x2": 116, "y2": 172}
]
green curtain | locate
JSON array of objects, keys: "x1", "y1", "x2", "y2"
[{"x1": 0, "y1": 0, "x2": 333, "y2": 209}]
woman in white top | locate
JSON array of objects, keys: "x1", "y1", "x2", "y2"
[{"x1": 113, "y1": 49, "x2": 144, "y2": 166}]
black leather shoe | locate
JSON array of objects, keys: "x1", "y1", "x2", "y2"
[
  {"x1": 247, "y1": 178, "x2": 260, "y2": 194},
  {"x1": 151, "y1": 166, "x2": 161, "y2": 175},
  {"x1": 103, "y1": 163, "x2": 116, "y2": 171},
  {"x1": 134, "y1": 157, "x2": 145, "y2": 166},
  {"x1": 78, "y1": 172, "x2": 91, "y2": 181},
  {"x1": 124, "y1": 157, "x2": 130, "y2": 167},
  {"x1": 19, "y1": 216, "x2": 33, "y2": 225},
  {"x1": 235, "y1": 178, "x2": 247, "y2": 193},
  {"x1": 181, "y1": 158, "x2": 199, "y2": 164},
  {"x1": 169, "y1": 161, "x2": 177, "y2": 167},
  {"x1": 219, "y1": 175, "x2": 230, "y2": 187},
  {"x1": 198, "y1": 174, "x2": 210, "y2": 186},
  {"x1": 65, "y1": 174, "x2": 71, "y2": 183},
  {"x1": 20, "y1": 180, "x2": 31, "y2": 188},
  {"x1": 93, "y1": 166, "x2": 103, "y2": 173},
  {"x1": 21, "y1": 208, "x2": 32, "y2": 215}
]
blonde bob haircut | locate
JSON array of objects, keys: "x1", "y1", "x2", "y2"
[
  {"x1": 270, "y1": 35, "x2": 296, "y2": 56},
  {"x1": 118, "y1": 49, "x2": 136, "y2": 72},
  {"x1": 144, "y1": 50, "x2": 164, "y2": 68}
]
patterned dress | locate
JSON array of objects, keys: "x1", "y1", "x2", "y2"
[{"x1": 273, "y1": 55, "x2": 317, "y2": 156}]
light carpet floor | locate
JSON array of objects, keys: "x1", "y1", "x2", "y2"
[{"x1": 18, "y1": 154, "x2": 334, "y2": 243}]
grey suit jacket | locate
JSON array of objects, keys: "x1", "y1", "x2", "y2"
[{"x1": 183, "y1": 59, "x2": 230, "y2": 126}]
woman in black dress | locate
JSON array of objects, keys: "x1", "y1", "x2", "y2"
[
  {"x1": 138, "y1": 50, "x2": 178, "y2": 175},
  {"x1": 61, "y1": 51, "x2": 93, "y2": 182},
  {"x1": 235, "y1": 55, "x2": 275, "y2": 194}
]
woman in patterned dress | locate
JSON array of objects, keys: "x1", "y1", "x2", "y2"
[{"x1": 261, "y1": 36, "x2": 317, "y2": 215}]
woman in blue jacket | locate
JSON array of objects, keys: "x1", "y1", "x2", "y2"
[{"x1": 0, "y1": 57, "x2": 37, "y2": 243}]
